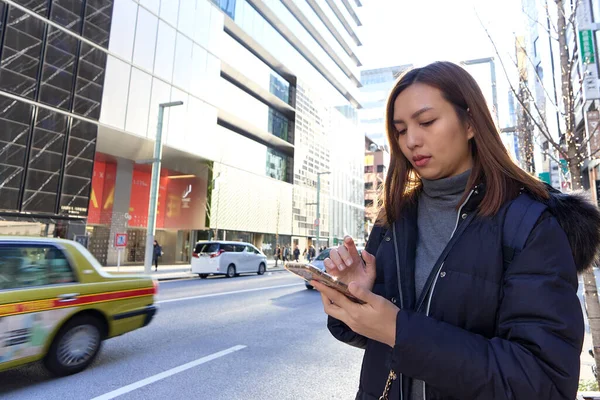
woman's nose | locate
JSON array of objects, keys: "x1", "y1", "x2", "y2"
[{"x1": 405, "y1": 128, "x2": 423, "y2": 150}]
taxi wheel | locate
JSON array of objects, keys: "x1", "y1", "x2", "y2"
[
  {"x1": 198, "y1": 274, "x2": 208, "y2": 279},
  {"x1": 44, "y1": 315, "x2": 103, "y2": 376}
]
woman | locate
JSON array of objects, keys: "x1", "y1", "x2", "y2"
[
  {"x1": 312, "y1": 61, "x2": 600, "y2": 400},
  {"x1": 153, "y1": 240, "x2": 162, "y2": 272}
]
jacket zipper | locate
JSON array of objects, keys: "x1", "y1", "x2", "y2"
[
  {"x1": 422, "y1": 189, "x2": 475, "y2": 400},
  {"x1": 392, "y1": 223, "x2": 404, "y2": 400}
]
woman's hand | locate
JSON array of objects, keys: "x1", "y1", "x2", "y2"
[
  {"x1": 324, "y1": 236, "x2": 376, "y2": 291},
  {"x1": 312, "y1": 279, "x2": 399, "y2": 348}
]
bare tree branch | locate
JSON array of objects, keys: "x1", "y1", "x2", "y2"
[
  {"x1": 522, "y1": 5, "x2": 559, "y2": 40},
  {"x1": 579, "y1": 117, "x2": 600, "y2": 156},
  {"x1": 505, "y1": 47, "x2": 562, "y2": 152},
  {"x1": 519, "y1": 88, "x2": 569, "y2": 160},
  {"x1": 545, "y1": 0, "x2": 559, "y2": 35},
  {"x1": 589, "y1": 145, "x2": 600, "y2": 159},
  {"x1": 566, "y1": 0, "x2": 581, "y2": 31},
  {"x1": 532, "y1": 128, "x2": 563, "y2": 165},
  {"x1": 514, "y1": 34, "x2": 562, "y2": 112},
  {"x1": 478, "y1": 11, "x2": 569, "y2": 160}
]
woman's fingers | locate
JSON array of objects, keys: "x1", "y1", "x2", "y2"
[
  {"x1": 344, "y1": 236, "x2": 360, "y2": 263},
  {"x1": 329, "y1": 248, "x2": 346, "y2": 271},
  {"x1": 337, "y1": 243, "x2": 354, "y2": 268},
  {"x1": 324, "y1": 257, "x2": 339, "y2": 276}
]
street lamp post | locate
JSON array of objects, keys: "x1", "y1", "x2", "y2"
[
  {"x1": 144, "y1": 101, "x2": 184, "y2": 274},
  {"x1": 307, "y1": 171, "x2": 330, "y2": 256}
]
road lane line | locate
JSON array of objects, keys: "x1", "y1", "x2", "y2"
[
  {"x1": 157, "y1": 283, "x2": 304, "y2": 304},
  {"x1": 90, "y1": 345, "x2": 247, "y2": 400}
]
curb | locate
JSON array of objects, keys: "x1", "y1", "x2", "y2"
[{"x1": 154, "y1": 268, "x2": 287, "y2": 281}]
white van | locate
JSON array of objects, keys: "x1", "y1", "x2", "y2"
[{"x1": 191, "y1": 241, "x2": 267, "y2": 278}]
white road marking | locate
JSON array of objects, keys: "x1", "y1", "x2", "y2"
[
  {"x1": 157, "y1": 283, "x2": 304, "y2": 304},
  {"x1": 90, "y1": 345, "x2": 247, "y2": 400}
]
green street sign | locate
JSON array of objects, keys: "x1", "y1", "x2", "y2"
[
  {"x1": 559, "y1": 159, "x2": 568, "y2": 175},
  {"x1": 579, "y1": 30, "x2": 595, "y2": 64},
  {"x1": 538, "y1": 172, "x2": 551, "y2": 184}
]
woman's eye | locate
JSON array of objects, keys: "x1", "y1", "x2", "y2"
[
  {"x1": 421, "y1": 119, "x2": 436, "y2": 127},
  {"x1": 396, "y1": 127, "x2": 407, "y2": 135}
]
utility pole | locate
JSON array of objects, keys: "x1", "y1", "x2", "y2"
[
  {"x1": 461, "y1": 57, "x2": 499, "y2": 127},
  {"x1": 143, "y1": 101, "x2": 183, "y2": 274}
]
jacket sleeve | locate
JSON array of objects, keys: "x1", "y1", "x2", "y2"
[
  {"x1": 389, "y1": 214, "x2": 584, "y2": 400},
  {"x1": 327, "y1": 225, "x2": 386, "y2": 350}
]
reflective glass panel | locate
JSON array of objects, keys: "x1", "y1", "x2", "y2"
[
  {"x1": 0, "y1": 95, "x2": 33, "y2": 211},
  {"x1": 22, "y1": 109, "x2": 68, "y2": 213}
]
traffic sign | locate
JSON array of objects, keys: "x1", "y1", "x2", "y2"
[{"x1": 115, "y1": 233, "x2": 128, "y2": 248}]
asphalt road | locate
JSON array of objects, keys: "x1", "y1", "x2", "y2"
[{"x1": 0, "y1": 271, "x2": 364, "y2": 400}]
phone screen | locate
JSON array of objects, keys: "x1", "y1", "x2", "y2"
[{"x1": 285, "y1": 262, "x2": 365, "y2": 304}]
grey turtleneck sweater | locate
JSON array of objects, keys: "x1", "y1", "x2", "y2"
[{"x1": 410, "y1": 169, "x2": 471, "y2": 400}]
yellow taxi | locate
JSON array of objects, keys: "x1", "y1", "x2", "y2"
[{"x1": 0, "y1": 237, "x2": 157, "y2": 376}]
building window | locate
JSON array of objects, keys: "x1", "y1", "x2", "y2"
[
  {"x1": 268, "y1": 108, "x2": 290, "y2": 142},
  {"x1": 364, "y1": 165, "x2": 374, "y2": 173},
  {"x1": 0, "y1": 6, "x2": 46, "y2": 99},
  {"x1": 364, "y1": 199, "x2": 374, "y2": 207},
  {"x1": 0, "y1": 95, "x2": 33, "y2": 211},
  {"x1": 377, "y1": 165, "x2": 385, "y2": 173},
  {"x1": 210, "y1": 0, "x2": 236, "y2": 19},
  {"x1": 270, "y1": 74, "x2": 289, "y2": 104},
  {"x1": 266, "y1": 148, "x2": 290, "y2": 182},
  {"x1": 365, "y1": 182, "x2": 373, "y2": 190},
  {"x1": 22, "y1": 109, "x2": 68, "y2": 214},
  {"x1": 535, "y1": 62, "x2": 544, "y2": 80},
  {"x1": 82, "y1": 0, "x2": 114, "y2": 48}
]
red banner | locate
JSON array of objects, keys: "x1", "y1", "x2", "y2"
[
  {"x1": 88, "y1": 159, "x2": 206, "y2": 230},
  {"x1": 87, "y1": 160, "x2": 116, "y2": 225}
]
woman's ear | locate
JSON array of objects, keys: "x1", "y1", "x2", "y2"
[
  {"x1": 466, "y1": 108, "x2": 475, "y2": 140},
  {"x1": 466, "y1": 123, "x2": 475, "y2": 140}
]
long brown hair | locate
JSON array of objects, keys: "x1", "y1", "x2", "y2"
[{"x1": 379, "y1": 61, "x2": 548, "y2": 225}]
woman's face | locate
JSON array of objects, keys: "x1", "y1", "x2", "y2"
[{"x1": 392, "y1": 83, "x2": 474, "y2": 180}]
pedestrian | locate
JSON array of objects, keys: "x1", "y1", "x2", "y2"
[
  {"x1": 152, "y1": 240, "x2": 162, "y2": 272},
  {"x1": 283, "y1": 245, "x2": 290, "y2": 261},
  {"x1": 311, "y1": 61, "x2": 599, "y2": 400},
  {"x1": 308, "y1": 245, "x2": 316, "y2": 262},
  {"x1": 275, "y1": 246, "x2": 281, "y2": 266},
  {"x1": 293, "y1": 245, "x2": 300, "y2": 262}
]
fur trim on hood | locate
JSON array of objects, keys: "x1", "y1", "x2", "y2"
[{"x1": 545, "y1": 187, "x2": 600, "y2": 272}]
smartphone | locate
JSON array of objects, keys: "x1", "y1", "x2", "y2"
[{"x1": 285, "y1": 262, "x2": 365, "y2": 304}]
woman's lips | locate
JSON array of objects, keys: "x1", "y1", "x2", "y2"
[{"x1": 414, "y1": 156, "x2": 431, "y2": 167}]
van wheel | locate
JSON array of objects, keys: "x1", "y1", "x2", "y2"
[
  {"x1": 198, "y1": 274, "x2": 208, "y2": 279},
  {"x1": 226, "y1": 264, "x2": 236, "y2": 278},
  {"x1": 44, "y1": 315, "x2": 103, "y2": 376},
  {"x1": 257, "y1": 263, "x2": 266, "y2": 275}
]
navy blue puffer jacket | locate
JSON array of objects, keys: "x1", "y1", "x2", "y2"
[{"x1": 328, "y1": 186, "x2": 600, "y2": 400}]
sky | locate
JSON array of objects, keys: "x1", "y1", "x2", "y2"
[{"x1": 356, "y1": 0, "x2": 525, "y2": 128}]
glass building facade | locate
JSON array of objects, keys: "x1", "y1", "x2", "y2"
[
  {"x1": 0, "y1": 0, "x2": 366, "y2": 264},
  {"x1": 0, "y1": 0, "x2": 112, "y2": 236}
]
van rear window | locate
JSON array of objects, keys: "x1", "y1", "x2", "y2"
[{"x1": 195, "y1": 243, "x2": 220, "y2": 253}]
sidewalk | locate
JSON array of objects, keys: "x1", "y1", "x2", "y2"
[{"x1": 103, "y1": 259, "x2": 286, "y2": 281}]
